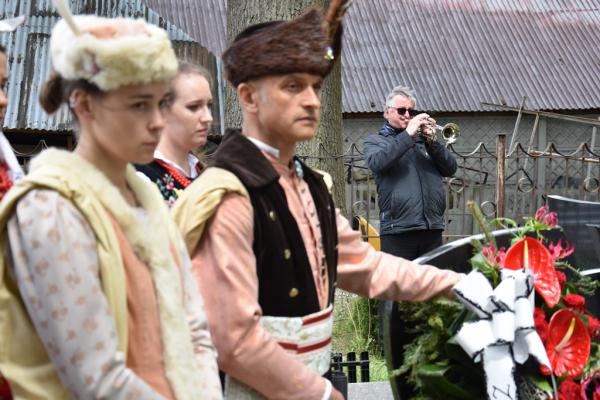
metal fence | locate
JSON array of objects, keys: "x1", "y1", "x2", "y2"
[
  {"x1": 344, "y1": 134, "x2": 600, "y2": 240},
  {"x1": 11, "y1": 130, "x2": 600, "y2": 242}
]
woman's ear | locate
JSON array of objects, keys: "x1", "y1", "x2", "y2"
[
  {"x1": 237, "y1": 82, "x2": 259, "y2": 114},
  {"x1": 70, "y1": 89, "x2": 94, "y2": 122}
]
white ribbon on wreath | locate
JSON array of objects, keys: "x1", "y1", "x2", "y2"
[{"x1": 453, "y1": 268, "x2": 552, "y2": 400}]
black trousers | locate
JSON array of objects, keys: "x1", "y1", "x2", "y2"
[
  {"x1": 380, "y1": 229, "x2": 443, "y2": 260},
  {"x1": 379, "y1": 229, "x2": 443, "y2": 398}
]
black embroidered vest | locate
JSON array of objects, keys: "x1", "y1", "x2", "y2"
[
  {"x1": 135, "y1": 161, "x2": 188, "y2": 202},
  {"x1": 211, "y1": 129, "x2": 338, "y2": 317}
]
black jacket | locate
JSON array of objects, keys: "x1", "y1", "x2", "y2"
[{"x1": 363, "y1": 122, "x2": 457, "y2": 235}]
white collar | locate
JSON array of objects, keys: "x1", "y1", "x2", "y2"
[
  {"x1": 154, "y1": 150, "x2": 200, "y2": 178},
  {"x1": 246, "y1": 136, "x2": 280, "y2": 158}
]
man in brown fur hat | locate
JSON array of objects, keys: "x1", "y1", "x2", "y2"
[{"x1": 172, "y1": 2, "x2": 462, "y2": 399}]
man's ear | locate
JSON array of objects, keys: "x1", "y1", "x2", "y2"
[
  {"x1": 237, "y1": 82, "x2": 259, "y2": 114},
  {"x1": 70, "y1": 89, "x2": 94, "y2": 122}
]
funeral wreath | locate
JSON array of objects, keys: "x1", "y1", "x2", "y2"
[{"x1": 393, "y1": 202, "x2": 600, "y2": 400}]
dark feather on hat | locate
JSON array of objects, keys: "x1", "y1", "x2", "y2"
[
  {"x1": 324, "y1": 0, "x2": 351, "y2": 43},
  {"x1": 223, "y1": 1, "x2": 351, "y2": 87}
]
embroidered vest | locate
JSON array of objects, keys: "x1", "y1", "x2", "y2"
[
  {"x1": 211, "y1": 129, "x2": 338, "y2": 316},
  {"x1": 136, "y1": 159, "x2": 201, "y2": 204}
]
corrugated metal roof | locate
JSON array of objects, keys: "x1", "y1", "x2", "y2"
[
  {"x1": 342, "y1": 0, "x2": 600, "y2": 113},
  {"x1": 134, "y1": 0, "x2": 600, "y2": 114},
  {"x1": 5, "y1": 0, "x2": 598, "y2": 122},
  {"x1": 143, "y1": 0, "x2": 226, "y2": 57},
  {"x1": 0, "y1": 0, "x2": 201, "y2": 132}
]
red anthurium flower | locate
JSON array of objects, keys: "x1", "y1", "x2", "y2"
[
  {"x1": 545, "y1": 309, "x2": 591, "y2": 378},
  {"x1": 503, "y1": 237, "x2": 561, "y2": 307},
  {"x1": 563, "y1": 294, "x2": 586, "y2": 313},
  {"x1": 556, "y1": 270, "x2": 567, "y2": 291},
  {"x1": 558, "y1": 378, "x2": 581, "y2": 400}
]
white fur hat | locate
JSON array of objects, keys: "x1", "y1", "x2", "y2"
[{"x1": 50, "y1": 15, "x2": 177, "y2": 91}]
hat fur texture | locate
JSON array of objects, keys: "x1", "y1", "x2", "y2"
[
  {"x1": 50, "y1": 15, "x2": 177, "y2": 91},
  {"x1": 223, "y1": 0, "x2": 350, "y2": 87}
]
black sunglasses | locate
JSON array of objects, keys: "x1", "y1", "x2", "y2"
[{"x1": 393, "y1": 107, "x2": 419, "y2": 116}]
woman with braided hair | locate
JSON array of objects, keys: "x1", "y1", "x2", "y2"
[{"x1": 0, "y1": 12, "x2": 221, "y2": 399}]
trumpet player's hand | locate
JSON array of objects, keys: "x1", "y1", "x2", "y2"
[{"x1": 405, "y1": 113, "x2": 433, "y2": 137}]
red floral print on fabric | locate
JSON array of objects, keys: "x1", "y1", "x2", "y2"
[{"x1": 154, "y1": 158, "x2": 195, "y2": 188}]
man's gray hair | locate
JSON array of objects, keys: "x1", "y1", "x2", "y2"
[{"x1": 385, "y1": 85, "x2": 416, "y2": 108}]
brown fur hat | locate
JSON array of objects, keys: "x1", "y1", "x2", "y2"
[{"x1": 222, "y1": 0, "x2": 350, "y2": 87}]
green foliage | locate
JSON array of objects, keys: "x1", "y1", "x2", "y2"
[
  {"x1": 587, "y1": 341, "x2": 600, "y2": 376},
  {"x1": 390, "y1": 298, "x2": 471, "y2": 396},
  {"x1": 369, "y1": 357, "x2": 389, "y2": 382},
  {"x1": 345, "y1": 296, "x2": 381, "y2": 354},
  {"x1": 332, "y1": 294, "x2": 388, "y2": 381},
  {"x1": 467, "y1": 201, "x2": 496, "y2": 247},
  {"x1": 469, "y1": 247, "x2": 500, "y2": 286},
  {"x1": 555, "y1": 261, "x2": 600, "y2": 297},
  {"x1": 387, "y1": 203, "x2": 599, "y2": 399}
]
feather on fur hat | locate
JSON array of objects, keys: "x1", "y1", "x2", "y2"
[
  {"x1": 50, "y1": 15, "x2": 177, "y2": 91},
  {"x1": 222, "y1": 0, "x2": 350, "y2": 87}
]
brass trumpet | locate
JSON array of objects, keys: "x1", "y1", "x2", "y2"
[{"x1": 419, "y1": 121, "x2": 460, "y2": 145}]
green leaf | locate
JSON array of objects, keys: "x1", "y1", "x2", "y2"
[
  {"x1": 444, "y1": 339, "x2": 479, "y2": 371},
  {"x1": 527, "y1": 372, "x2": 553, "y2": 394},
  {"x1": 447, "y1": 309, "x2": 470, "y2": 337},
  {"x1": 417, "y1": 362, "x2": 483, "y2": 400},
  {"x1": 469, "y1": 252, "x2": 499, "y2": 285}
]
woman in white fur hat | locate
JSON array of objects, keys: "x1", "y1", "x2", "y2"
[{"x1": 0, "y1": 11, "x2": 222, "y2": 400}]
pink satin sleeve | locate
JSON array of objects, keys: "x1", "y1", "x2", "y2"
[
  {"x1": 336, "y1": 210, "x2": 461, "y2": 300},
  {"x1": 190, "y1": 193, "x2": 328, "y2": 400}
]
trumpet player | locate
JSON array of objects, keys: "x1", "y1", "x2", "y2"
[
  {"x1": 364, "y1": 86, "x2": 457, "y2": 398},
  {"x1": 363, "y1": 85, "x2": 457, "y2": 261}
]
